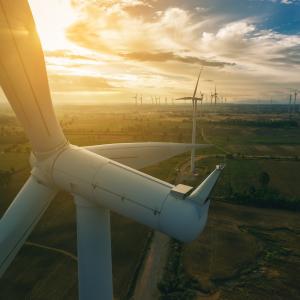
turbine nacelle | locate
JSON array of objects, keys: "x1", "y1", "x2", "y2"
[{"x1": 30, "y1": 144, "x2": 222, "y2": 243}]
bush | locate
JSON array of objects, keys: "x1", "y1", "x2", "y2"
[
  {"x1": 158, "y1": 240, "x2": 197, "y2": 299},
  {"x1": 229, "y1": 187, "x2": 300, "y2": 211}
]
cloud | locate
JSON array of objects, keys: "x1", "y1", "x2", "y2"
[
  {"x1": 200, "y1": 20, "x2": 300, "y2": 75},
  {"x1": 66, "y1": 6, "x2": 204, "y2": 54},
  {"x1": 280, "y1": 0, "x2": 293, "y2": 4},
  {"x1": 44, "y1": 0, "x2": 300, "y2": 100},
  {"x1": 48, "y1": 74, "x2": 113, "y2": 92},
  {"x1": 45, "y1": 49, "x2": 96, "y2": 61},
  {"x1": 262, "y1": 0, "x2": 299, "y2": 4},
  {"x1": 119, "y1": 51, "x2": 234, "y2": 67},
  {"x1": 271, "y1": 45, "x2": 300, "y2": 65}
]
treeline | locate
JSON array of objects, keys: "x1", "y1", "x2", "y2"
[
  {"x1": 217, "y1": 119, "x2": 298, "y2": 128},
  {"x1": 158, "y1": 240, "x2": 197, "y2": 300},
  {"x1": 225, "y1": 185, "x2": 300, "y2": 211}
]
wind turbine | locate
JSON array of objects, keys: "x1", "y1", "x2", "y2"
[
  {"x1": 0, "y1": 2, "x2": 224, "y2": 300},
  {"x1": 294, "y1": 90, "x2": 298, "y2": 113},
  {"x1": 191, "y1": 69, "x2": 204, "y2": 174},
  {"x1": 176, "y1": 68, "x2": 204, "y2": 173},
  {"x1": 132, "y1": 94, "x2": 138, "y2": 105},
  {"x1": 213, "y1": 85, "x2": 218, "y2": 105},
  {"x1": 155, "y1": 96, "x2": 159, "y2": 105},
  {"x1": 289, "y1": 93, "x2": 292, "y2": 117}
]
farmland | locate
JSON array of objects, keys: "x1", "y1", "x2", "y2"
[{"x1": 0, "y1": 103, "x2": 300, "y2": 299}]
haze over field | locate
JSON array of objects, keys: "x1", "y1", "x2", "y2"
[{"x1": 0, "y1": 0, "x2": 299, "y2": 104}]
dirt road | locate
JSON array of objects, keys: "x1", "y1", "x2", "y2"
[{"x1": 132, "y1": 232, "x2": 169, "y2": 300}]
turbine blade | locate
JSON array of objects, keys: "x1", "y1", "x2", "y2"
[
  {"x1": 85, "y1": 142, "x2": 213, "y2": 169},
  {"x1": 0, "y1": 176, "x2": 57, "y2": 277},
  {"x1": 192, "y1": 67, "x2": 203, "y2": 100},
  {"x1": 175, "y1": 97, "x2": 202, "y2": 101},
  {"x1": 0, "y1": 1, "x2": 66, "y2": 154},
  {"x1": 188, "y1": 164, "x2": 225, "y2": 205}
]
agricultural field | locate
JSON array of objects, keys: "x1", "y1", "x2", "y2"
[
  {"x1": 183, "y1": 201, "x2": 300, "y2": 300},
  {"x1": 0, "y1": 103, "x2": 300, "y2": 299},
  {"x1": 159, "y1": 154, "x2": 300, "y2": 300}
]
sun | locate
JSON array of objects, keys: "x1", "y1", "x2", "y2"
[{"x1": 28, "y1": 0, "x2": 77, "y2": 51}]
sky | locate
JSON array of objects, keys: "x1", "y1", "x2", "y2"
[{"x1": 2, "y1": 0, "x2": 300, "y2": 104}]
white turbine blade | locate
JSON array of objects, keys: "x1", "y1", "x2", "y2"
[
  {"x1": 175, "y1": 97, "x2": 202, "y2": 101},
  {"x1": 0, "y1": 1, "x2": 66, "y2": 154},
  {"x1": 85, "y1": 142, "x2": 212, "y2": 169},
  {"x1": 74, "y1": 196, "x2": 113, "y2": 300},
  {"x1": 0, "y1": 176, "x2": 57, "y2": 277},
  {"x1": 188, "y1": 164, "x2": 225, "y2": 205},
  {"x1": 192, "y1": 67, "x2": 203, "y2": 100}
]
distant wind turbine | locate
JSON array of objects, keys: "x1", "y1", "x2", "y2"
[
  {"x1": 289, "y1": 93, "x2": 292, "y2": 117},
  {"x1": 176, "y1": 67, "x2": 204, "y2": 173},
  {"x1": 190, "y1": 68, "x2": 204, "y2": 173},
  {"x1": 294, "y1": 90, "x2": 298, "y2": 113},
  {"x1": 132, "y1": 94, "x2": 138, "y2": 105},
  {"x1": 213, "y1": 85, "x2": 218, "y2": 105}
]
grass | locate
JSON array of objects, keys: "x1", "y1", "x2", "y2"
[
  {"x1": 193, "y1": 157, "x2": 300, "y2": 201},
  {"x1": 1, "y1": 104, "x2": 300, "y2": 299},
  {"x1": 182, "y1": 201, "x2": 300, "y2": 299}
]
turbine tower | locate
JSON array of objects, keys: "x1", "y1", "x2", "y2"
[
  {"x1": 132, "y1": 94, "x2": 138, "y2": 105},
  {"x1": 213, "y1": 85, "x2": 218, "y2": 105},
  {"x1": 175, "y1": 68, "x2": 204, "y2": 173},
  {"x1": 294, "y1": 90, "x2": 298, "y2": 113},
  {"x1": 0, "y1": 2, "x2": 224, "y2": 300},
  {"x1": 289, "y1": 93, "x2": 292, "y2": 117},
  {"x1": 191, "y1": 70, "x2": 203, "y2": 174}
]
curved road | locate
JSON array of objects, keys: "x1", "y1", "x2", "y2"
[{"x1": 25, "y1": 241, "x2": 77, "y2": 261}]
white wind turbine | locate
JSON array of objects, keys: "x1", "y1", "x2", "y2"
[
  {"x1": 0, "y1": 2, "x2": 224, "y2": 300},
  {"x1": 176, "y1": 68, "x2": 204, "y2": 173}
]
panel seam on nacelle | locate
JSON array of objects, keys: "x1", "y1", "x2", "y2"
[
  {"x1": 92, "y1": 184, "x2": 159, "y2": 213},
  {"x1": 107, "y1": 160, "x2": 173, "y2": 188}
]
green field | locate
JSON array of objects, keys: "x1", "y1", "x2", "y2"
[
  {"x1": 193, "y1": 157, "x2": 300, "y2": 200},
  {"x1": 1, "y1": 104, "x2": 300, "y2": 299}
]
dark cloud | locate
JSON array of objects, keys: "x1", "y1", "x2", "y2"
[
  {"x1": 49, "y1": 74, "x2": 113, "y2": 92},
  {"x1": 271, "y1": 45, "x2": 300, "y2": 65},
  {"x1": 119, "y1": 51, "x2": 235, "y2": 67}
]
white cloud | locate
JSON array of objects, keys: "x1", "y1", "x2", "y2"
[{"x1": 48, "y1": 1, "x2": 300, "y2": 100}]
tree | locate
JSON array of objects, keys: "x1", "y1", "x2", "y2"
[{"x1": 259, "y1": 171, "x2": 270, "y2": 188}]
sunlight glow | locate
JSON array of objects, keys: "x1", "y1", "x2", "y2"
[{"x1": 29, "y1": 0, "x2": 77, "y2": 51}]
